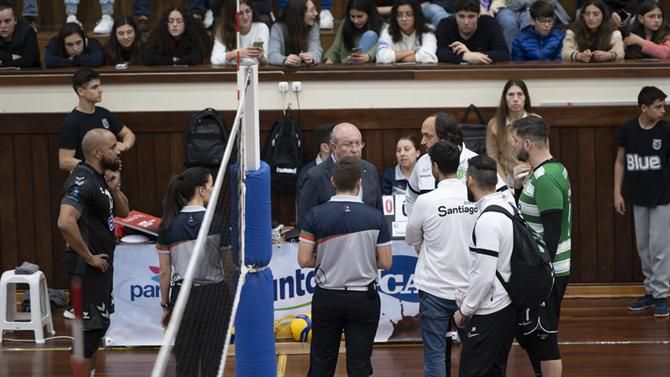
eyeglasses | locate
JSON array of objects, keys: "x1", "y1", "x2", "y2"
[
  {"x1": 535, "y1": 17, "x2": 554, "y2": 25},
  {"x1": 338, "y1": 141, "x2": 365, "y2": 149},
  {"x1": 396, "y1": 12, "x2": 414, "y2": 20}
]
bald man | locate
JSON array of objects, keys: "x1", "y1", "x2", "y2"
[
  {"x1": 57, "y1": 128, "x2": 129, "y2": 377},
  {"x1": 297, "y1": 122, "x2": 383, "y2": 227}
]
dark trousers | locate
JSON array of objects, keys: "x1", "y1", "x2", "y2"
[
  {"x1": 459, "y1": 305, "x2": 516, "y2": 377},
  {"x1": 308, "y1": 287, "x2": 380, "y2": 377},
  {"x1": 171, "y1": 280, "x2": 229, "y2": 377}
]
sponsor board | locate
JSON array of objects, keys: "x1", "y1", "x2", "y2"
[{"x1": 107, "y1": 241, "x2": 423, "y2": 345}]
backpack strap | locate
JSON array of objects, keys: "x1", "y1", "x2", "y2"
[{"x1": 479, "y1": 204, "x2": 515, "y2": 292}]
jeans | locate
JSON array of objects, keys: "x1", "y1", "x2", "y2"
[
  {"x1": 496, "y1": 8, "x2": 531, "y2": 52},
  {"x1": 133, "y1": 0, "x2": 150, "y2": 16},
  {"x1": 23, "y1": 0, "x2": 38, "y2": 17},
  {"x1": 65, "y1": 0, "x2": 115, "y2": 15},
  {"x1": 359, "y1": 30, "x2": 379, "y2": 53},
  {"x1": 422, "y1": 3, "x2": 450, "y2": 28},
  {"x1": 419, "y1": 290, "x2": 460, "y2": 377}
]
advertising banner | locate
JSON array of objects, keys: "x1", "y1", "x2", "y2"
[
  {"x1": 271, "y1": 241, "x2": 421, "y2": 342},
  {"x1": 107, "y1": 241, "x2": 422, "y2": 345},
  {"x1": 106, "y1": 244, "x2": 165, "y2": 346}
]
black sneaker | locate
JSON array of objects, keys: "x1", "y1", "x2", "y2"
[
  {"x1": 628, "y1": 294, "x2": 654, "y2": 311},
  {"x1": 654, "y1": 299, "x2": 669, "y2": 318}
]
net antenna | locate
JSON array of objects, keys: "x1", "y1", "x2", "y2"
[{"x1": 150, "y1": 61, "x2": 259, "y2": 376}]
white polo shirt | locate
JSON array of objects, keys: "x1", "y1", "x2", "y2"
[{"x1": 405, "y1": 178, "x2": 478, "y2": 300}]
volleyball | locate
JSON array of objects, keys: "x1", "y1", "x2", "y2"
[{"x1": 290, "y1": 313, "x2": 312, "y2": 342}]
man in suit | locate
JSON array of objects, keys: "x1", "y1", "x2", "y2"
[
  {"x1": 296, "y1": 123, "x2": 335, "y2": 200},
  {"x1": 297, "y1": 122, "x2": 383, "y2": 226}
]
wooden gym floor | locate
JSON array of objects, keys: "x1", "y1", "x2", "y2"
[{"x1": 1, "y1": 298, "x2": 669, "y2": 377}]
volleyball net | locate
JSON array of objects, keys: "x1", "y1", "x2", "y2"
[{"x1": 150, "y1": 64, "x2": 275, "y2": 377}]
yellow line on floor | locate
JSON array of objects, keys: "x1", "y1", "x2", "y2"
[{"x1": 276, "y1": 353, "x2": 287, "y2": 377}]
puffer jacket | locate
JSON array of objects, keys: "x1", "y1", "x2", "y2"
[{"x1": 511, "y1": 24, "x2": 565, "y2": 61}]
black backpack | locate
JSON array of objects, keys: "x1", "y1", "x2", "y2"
[
  {"x1": 480, "y1": 204, "x2": 554, "y2": 311},
  {"x1": 184, "y1": 108, "x2": 228, "y2": 168},
  {"x1": 262, "y1": 113, "x2": 304, "y2": 193},
  {"x1": 459, "y1": 104, "x2": 488, "y2": 155}
]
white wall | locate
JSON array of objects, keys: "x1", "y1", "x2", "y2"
[{"x1": 1, "y1": 77, "x2": 668, "y2": 113}]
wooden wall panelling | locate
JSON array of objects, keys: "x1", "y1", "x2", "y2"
[
  {"x1": 153, "y1": 132, "x2": 174, "y2": 215},
  {"x1": 119, "y1": 132, "x2": 140, "y2": 217},
  {"x1": 576, "y1": 127, "x2": 598, "y2": 282},
  {"x1": 169, "y1": 133, "x2": 185, "y2": 174},
  {"x1": 561, "y1": 1, "x2": 575, "y2": 17},
  {"x1": 0, "y1": 107, "x2": 646, "y2": 287},
  {"x1": 47, "y1": 134, "x2": 67, "y2": 288},
  {"x1": 549, "y1": 126, "x2": 561, "y2": 160},
  {"x1": 31, "y1": 135, "x2": 55, "y2": 286},
  {"x1": 0, "y1": 136, "x2": 18, "y2": 273},
  {"x1": 594, "y1": 127, "x2": 615, "y2": 282},
  {"x1": 556, "y1": 127, "x2": 581, "y2": 282},
  {"x1": 134, "y1": 133, "x2": 159, "y2": 215},
  {"x1": 13, "y1": 135, "x2": 37, "y2": 268}
]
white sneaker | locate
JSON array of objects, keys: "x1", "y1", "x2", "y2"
[
  {"x1": 93, "y1": 14, "x2": 114, "y2": 34},
  {"x1": 203, "y1": 9, "x2": 214, "y2": 29},
  {"x1": 319, "y1": 9, "x2": 334, "y2": 29},
  {"x1": 66, "y1": 14, "x2": 82, "y2": 27},
  {"x1": 63, "y1": 307, "x2": 75, "y2": 320}
]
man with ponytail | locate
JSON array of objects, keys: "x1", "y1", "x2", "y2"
[{"x1": 58, "y1": 128, "x2": 129, "y2": 377}]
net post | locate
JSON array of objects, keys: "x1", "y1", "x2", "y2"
[{"x1": 238, "y1": 64, "x2": 260, "y2": 171}]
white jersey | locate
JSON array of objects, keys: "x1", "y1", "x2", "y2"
[
  {"x1": 405, "y1": 179, "x2": 478, "y2": 300},
  {"x1": 405, "y1": 145, "x2": 507, "y2": 215},
  {"x1": 460, "y1": 192, "x2": 514, "y2": 317}
]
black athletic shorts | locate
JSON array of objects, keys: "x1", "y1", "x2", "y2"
[
  {"x1": 459, "y1": 305, "x2": 516, "y2": 377},
  {"x1": 83, "y1": 329, "x2": 106, "y2": 358},
  {"x1": 68, "y1": 271, "x2": 114, "y2": 331},
  {"x1": 517, "y1": 276, "x2": 569, "y2": 361}
]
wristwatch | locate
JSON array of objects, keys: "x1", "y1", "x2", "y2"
[{"x1": 160, "y1": 302, "x2": 169, "y2": 309}]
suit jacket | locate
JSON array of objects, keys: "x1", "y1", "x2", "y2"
[
  {"x1": 296, "y1": 159, "x2": 317, "y2": 201},
  {"x1": 297, "y1": 156, "x2": 383, "y2": 227}
]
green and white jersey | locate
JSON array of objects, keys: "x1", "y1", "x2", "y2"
[{"x1": 519, "y1": 160, "x2": 572, "y2": 276}]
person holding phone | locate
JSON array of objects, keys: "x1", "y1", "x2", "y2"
[
  {"x1": 324, "y1": 0, "x2": 384, "y2": 64},
  {"x1": 577, "y1": 0, "x2": 644, "y2": 28},
  {"x1": 268, "y1": 0, "x2": 322, "y2": 66},
  {"x1": 58, "y1": 128, "x2": 129, "y2": 377},
  {"x1": 624, "y1": 0, "x2": 670, "y2": 60},
  {"x1": 561, "y1": 0, "x2": 624, "y2": 62},
  {"x1": 211, "y1": 0, "x2": 269, "y2": 65}
]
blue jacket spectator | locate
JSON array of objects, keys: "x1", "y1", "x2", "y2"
[
  {"x1": 45, "y1": 23, "x2": 104, "y2": 68},
  {"x1": 512, "y1": 25, "x2": 565, "y2": 61}
]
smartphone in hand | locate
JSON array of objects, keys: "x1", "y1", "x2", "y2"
[
  {"x1": 351, "y1": 47, "x2": 363, "y2": 54},
  {"x1": 252, "y1": 41, "x2": 264, "y2": 49}
]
